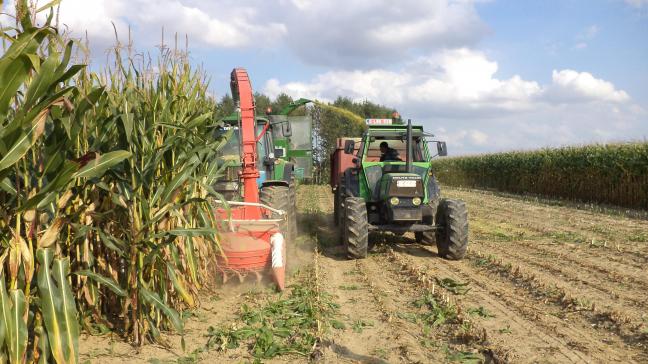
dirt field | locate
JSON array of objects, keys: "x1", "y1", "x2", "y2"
[{"x1": 80, "y1": 185, "x2": 648, "y2": 363}]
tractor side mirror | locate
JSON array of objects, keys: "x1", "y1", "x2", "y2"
[
  {"x1": 437, "y1": 141, "x2": 448, "y2": 157},
  {"x1": 282, "y1": 121, "x2": 292, "y2": 137},
  {"x1": 344, "y1": 139, "x2": 355, "y2": 154},
  {"x1": 274, "y1": 148, "x2": 284, "y2": 158}
]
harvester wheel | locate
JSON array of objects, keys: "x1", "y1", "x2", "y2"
[
  {"x1": 260, "y1": 186, "x2": 293, "y2": 242},
  {"x1": 435, "y1": 199, "x2": 469, "y2": 260},
  {"x1": 344, "y1": 197, "x2": 368, "y2": 259},
  {"x1": 289, "y1": 184, "x2": 298, "y2": 238}
]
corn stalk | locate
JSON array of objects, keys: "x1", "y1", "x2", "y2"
[{"x1": 1, "y1": 1, "x2": 226, "y2": 361}]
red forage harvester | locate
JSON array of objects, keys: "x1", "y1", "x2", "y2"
[{"x1": 214, "y1": 68, "x2": 286, "y2": 291}]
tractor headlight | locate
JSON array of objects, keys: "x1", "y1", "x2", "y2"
[
  {"x1": 390, "y1": 197, "x2": 400, "y2": 206},
  {"x1": 412, "y1": 197, "x2": 422, "y2": 206}
]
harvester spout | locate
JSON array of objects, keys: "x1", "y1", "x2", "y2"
[{"x1": 230, "y1": 68, "x2": 261, "y2": 218}]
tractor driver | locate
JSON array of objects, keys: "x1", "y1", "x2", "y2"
[{"x1": 379, "y1": 141, "x2": 401, "y2": 161}]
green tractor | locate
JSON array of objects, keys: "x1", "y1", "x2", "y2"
[
  {"x1": 330, "y1": 120, "x2": 468, "y2": 260},
  {"x1": 213, "y1": 114, "x2": 298, "y2": 241}
]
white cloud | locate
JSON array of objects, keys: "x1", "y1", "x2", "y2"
[
  {"x1": 264, "y1": 50, "x2": 643, "y2": 154},
  {"x1": 546, "y1": 69, "x2": 629, "y2": 103},
  {"x1": 280, "y1": 0, "x2": 488, "y2": 68},
  {"x1": 2, "y1": 0, "x2": 287, "y2": 50},
  {"x1": 264, "y1": 49, "x2": 544, "y2": 112},
  {"x1": 3, "y1": 0, "x2": 485, "y2": 69},
  {"x1": 625, "y1": 0, "x2": 648, "y2": 7}
]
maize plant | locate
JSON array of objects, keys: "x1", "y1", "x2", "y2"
[
  {"x1": 433, "y1": 143, "x2": 648, "y2": 209},
  {"x1": 0, "y1": 1, "x2": 226, "y2": 362}
]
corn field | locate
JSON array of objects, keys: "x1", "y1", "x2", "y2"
[
  {"x1": 1, "y1": 2, "x2": 227, "y2": 362},
  {"x1": 433, "y1": 143, "x2": 648, "y2": 209}
]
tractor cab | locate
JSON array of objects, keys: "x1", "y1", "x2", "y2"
[{"x1": 341, "y1": 124, "x2": 447, "y2": 221}]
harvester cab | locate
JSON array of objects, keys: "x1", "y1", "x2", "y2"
[
  {"x1": 266, "y1": 98, "x2": 315, "y2": 182},
  {"x1": 330, "y1": 119, "x2": 468, "y2": 260},
  {"x1": 213, "y1": 68, "x2": 297, "y2": 291}
]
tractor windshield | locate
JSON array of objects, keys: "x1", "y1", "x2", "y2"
[
  {"x1": 363, "y1": 136, "x2": 426, "y2": 162},
  {"x1": 214, "y1": 123, "x2": 269, "y2": 161},
  {"x1": 215, "y1": 126, "x2": 240, "y2": 157}
]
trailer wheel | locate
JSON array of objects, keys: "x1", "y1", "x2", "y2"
[
  {"x1": 260, "y1": 186, "x2": 294, "y2": 242},
  {"x1": 435, "y1": 199, "x2": 468, "y2": 260},
  {"x1": 344, "y1": 197, "x2": 368, "y2": 259},
  {"x1": 333, "y1": 187, "x2": 344, "y2": 227}
]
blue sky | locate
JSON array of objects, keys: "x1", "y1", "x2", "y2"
[{"x1": 2, "y1": 0, "x2": 647, "y2": 155}]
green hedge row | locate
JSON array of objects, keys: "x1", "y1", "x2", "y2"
[{"x1": 432, "y1": 142, "x2": 648, "y2": 209}]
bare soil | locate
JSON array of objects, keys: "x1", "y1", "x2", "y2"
[{"x1": 80, "y1": 185, "x2": 648, "y2": 363}]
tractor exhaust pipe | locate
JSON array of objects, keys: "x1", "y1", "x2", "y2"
[{"x1": 406, "y1": 119, "x2": 413, "y2": 173}]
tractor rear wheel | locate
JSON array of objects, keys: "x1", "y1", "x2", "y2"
[
  {"x1": 434, "y1": 199, "x2": 468, "y2": 260},
  {"x1": 260, "y1": 186, "x2": 294, "y2": 242},
  {"x1": 344, "y1": 197, "x2": 368, "y2": 259}
]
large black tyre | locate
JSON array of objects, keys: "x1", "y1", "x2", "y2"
[
  {"x1": 415, "y1": 230, "x2": 434, "y2": 245},
  {"x1": 415, "y1": 200, "x2": 439, "y2": 245},
  {"x1": 435, "y1": 199, "x2": 469, "y2": 260},
  {"x1": 260, "y1": 186, "x2": 294, "y2": 242},
  {"x1": 343, "y1": 197, "x2": 368, "y2": 259},
  {"x1": 333, "y1": 188, "x2": 344, "y2": 227},
  {"x1": 288, "y1": 184, "x2": 298, "y2": 239}
]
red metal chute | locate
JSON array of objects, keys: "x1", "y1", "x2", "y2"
[{"x1": 215, "y1": 68, "x2": 286, "y2": 290}]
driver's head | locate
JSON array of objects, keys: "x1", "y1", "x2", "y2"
[{"x1": 380, "y1": 141, "x2": 389, "y2": 153}]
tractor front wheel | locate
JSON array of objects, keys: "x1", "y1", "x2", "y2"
[
  {"x1": 434, "y1": 199, "x2": 469, "y2": 260},
  {"x1": 260, "y1": 186, "x2": 294, "y2": 242},
  {"x1": 415, "y1": 201, "x2": 438, "y2": 245},
  {"x1": 344, "y1": 197, "x2": 368, "y2": 259}
]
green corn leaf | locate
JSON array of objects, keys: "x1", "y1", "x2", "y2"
[
  {"x1": 52, "y1": 258, "x2": 79, "y2": 364},
  {"x1": 71, "y1": 150, "x2": 131, "y2": 179},
  {"x1": 139, "y1": 286, "x2": 184, "y2": 333},
  {"x1": 166, "y1": 264, "x2": 195, "y2": 307},
  {"x1": 158, "y1": 164, "x2": 196, "y2": 205},
  {"x1": 36, "y1": 249, "x2": 66, "y2": 364},
  {"x1": 7, "y1": 290, "x2": 28, "y2": 364},
  {"x1": 0, "y1": 279, "x2": 10, "y2": 356},
  {"x1": 0, "y1": 55, "x2": 31, "y2": 119},
  {"x1": 185, "y1": 239, "x2": 200, "y2": 288},
  {"x1": 35, "y1": 0, "x2": 63, "y2": 15},
  {"x1": 35, "y1": 325, "x2": 50, "y2": 364},
  {"x1": 75, "y1": 270, "x2": 127, "y2": 298},
  {"x1": 0, "y1": 177, "x2": 16, "y2": 195},
  {"x1": 0, "y1": 107, "x2": 49, "y2": 173},
  {"x1": 18, "y1": 161, "x2": 78, "y2": 212},
  {"x1": 159, "y1": 228, "x2": 219, "y2": 238},
  {"x1": 23, "y1": 52, "x2": 60, "y2": 111}
]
